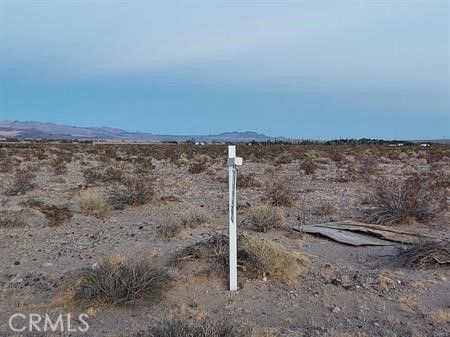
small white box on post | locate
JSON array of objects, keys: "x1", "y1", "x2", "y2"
[{"x1": 228, "y1": 145, "x2": 242, "y2": 291}]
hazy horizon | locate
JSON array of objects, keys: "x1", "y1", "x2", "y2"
[{"x1": 1, "y1": 1, "x2": 449, "y2": 139}]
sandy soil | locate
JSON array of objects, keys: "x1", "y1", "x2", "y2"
[{"x1": 0, "y1": 143, "x2": 449, "y2": 337}]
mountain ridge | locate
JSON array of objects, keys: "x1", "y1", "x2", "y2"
[{"x1": 0, "y1": 120, "x2": 280, "y2": 142}]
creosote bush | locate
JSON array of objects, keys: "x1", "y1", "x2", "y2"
[
  {"x1": 75, "y1": 190, "x2": 111, "y2": 219},
  {"x1": 4, "y1": 168, "x2": 36, "y2": 195},
  {"x1": 133, "y1": 318, "x2": 251, "y2": 337},
  {"x1": 242, "y1": 205, "x2": 285, "y2": 232},
  {"x1": 365, "y1": 176, "x2": 447, "y2": 225},
  {"x1": 67, "y1": 255, "x2": 172, "y2": 306},
  {"x1": 110, "y1": 174, "x2": 155, "y2": 209}
]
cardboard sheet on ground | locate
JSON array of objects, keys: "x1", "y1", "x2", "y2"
[
  {"x1": 301, "y1": 225, "x2": 394, "y2": 246},
  {"x1": 300, "y1": 221, "x2": 439, "y2": 246}
]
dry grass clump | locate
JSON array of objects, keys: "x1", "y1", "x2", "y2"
[
  {"x1": 169, "y1": 233, "x2": 229, "y2": 268},
  {"x1": 109, "y1": 175, "x2": 155, "y2": 209},
  {"x1": 237, "y1": 173, "x2": 262, "y2": 188},
  {"x1": 311, "y1": 202, "x2": 336, "y2": 217},
  {"x1": 4, "y1": 167, "x2": 36, "y2": 195},
  {"x1": 300, "y1": 158, "x2": 317, "y2": 175},
  {"x1": 156, "y1": 214, "x2": 185, "y2": 240},
  {"x1": 64, "y1": 255, "x2": 172, "y2": 306},
  {"x1": 157, "y1": 208, "x2": 211, "y2": 240},
  {"x1": 397, "y1": 241, "x2": 450, "y2": 269},
  {"x1": 188, "y1": 155, "x2": 210, "y2": 174},
  {"x1": 364, "y1": 176, "x2": 447, "y2": 225},
  {"x1": 427, "y1": 308, "x2": 450, "y2": 324},
  {"x1": 157, "y1": 221, "x2": 184, "y2": 240},
  {"x1": 0, "y1": 211, "x2": 26, "y2": 227},
  {"x1": 75, "y1": 190, "x2": 111, "y2": 219},
  {"x1": 172, "y1": 233, "x2": 306, "y2": 284},
  {"x1": 180, "y1": 208, "x2": 211, "y2": 228},
  {"x1": 265, "y1": 180, "x2": 296, "y2": 207},
  {"x1": 240, "y1": 238, "x2": 306, "y2": 283},
  {"x1": 134, "y1": 318, "x2": 251, "y2": 337},
  {"x1": 242, "y1": 205, "x2": 286, "y2": 232}
]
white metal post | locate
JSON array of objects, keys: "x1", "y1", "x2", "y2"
[{"x1": 228, "y1": 145, "x2": 242, "y2": 291}]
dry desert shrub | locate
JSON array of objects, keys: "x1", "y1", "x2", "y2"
[
  {"x1": 109, "y1": 174, "x2": 155, "y2": 209},
  {"x1": 82, "y1": 162, "x2": 127, "y2": 185},
  {"x1": 180, "y1": 207, "x2": 211, "y2": 228},
  {"x1": 328, "y1": 149, "x2": 345, "y2": 163},
  {"x1": 311, "y1": 202, "x2": 337, "y2": 218},
  {"x1": 0, "y1": 210, "x2": 26, "y2": 227},
  {"x1": 102, "y1": 164, "x2": 125, "y2": 182},
  {"x1": 64, "y1": 255, "x2": 172, "y2": 306},
  {"x1": 135, "y1": 318, "x2": 251, "y2": 337},
  {"x1": 4, "y1": 167, "x2": 36, "y2": 195},
  {"x1": 82, "y1": 167, "x2": 104, "y2": 185},
  {"x1": 22, "y1": 199, "x2": 73, "y2": 227},
  {"x1": 358, "y1": 156, "x2": 379, "y2": 176},
  {"x1": 132, "y1": 157, "x2": 155, "y2": 173},
  {"x1": 171, "y1": 233, "x2": 306, "y2": 284},
  {"x1": 40, "y1": 204, "x2": 73, "y2": 227},
  {"x1": 0, "y1": 157, "x2": 16, "y2": 173},
  {"x1": 51, "y1": 156, "x2": 67, "y2": 175},
  {"x1": 237, "y1": 173, "x2": 262, "y2": 188},
  {"x1": 396, "y1": 241, "x2": 450, "y2": 269},
  {"x1": 240, "y1": 237, "x2": 306, "y2": 283},
  {"x1": 275, "y1": 152, "x2": 293, "y2": 165},
  {"x1": 427, "y1": 308, "x2": 450, "y2": 324},
  {"x1": 156, "y1": 220, "x2": 184, "y2": 240},
  {"x1": 300, "y1": 158, "x2": 317, "y2": 175},
  {"x1": 188, "y1": 154, "x2": 210, "y2": 174},
  {"x1": 169, "y1": 232, "x2": 229, "y2": 268},
  {"x1": 265, "y1": 180, "x2": 296, "y2": 207},
  {"x1": 157, "y1": 208, "x2": 211, "y2": 240},
  {"x1": 364, "y1": 176, "x2": 447, "y2": 225},
  {"x1": 75, "y1": 190, "x2": 111, "y2": 219},
  {"x1": 242, "y1": 205, "x2": 286, "y2": 232}
]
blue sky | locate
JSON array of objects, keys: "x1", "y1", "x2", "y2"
[{"x1": 0, "y1": 1, "x2": 448, "y2": 139}]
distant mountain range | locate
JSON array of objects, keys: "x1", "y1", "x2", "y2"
[{"x1": 0, "y1": 121, "x2": 280, "y2": 142}]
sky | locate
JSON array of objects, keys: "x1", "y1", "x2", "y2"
[{"x1": 0, "y1": 0, "x2": 448, "y2": 139}]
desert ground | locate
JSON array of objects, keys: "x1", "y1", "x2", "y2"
[{"x1": 0, "y1": 142, "x2": 449, "y2": 337}]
